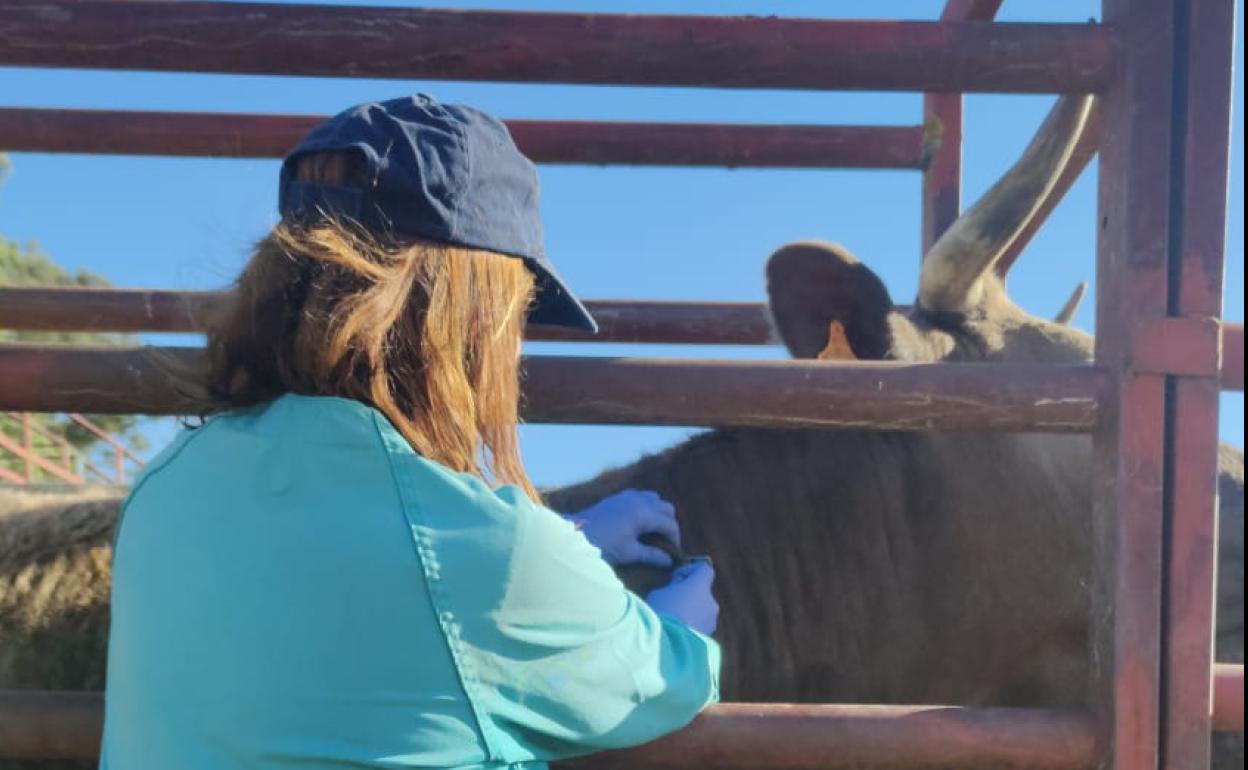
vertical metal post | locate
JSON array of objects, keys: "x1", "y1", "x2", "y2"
[
  {"x1": 20, "y1": 412, "x2": 34, "y2": 483},
  {"x1": 1162, "y1": 1, "x2": 1236, "y2": 767},
  {"x1": 1093, "y1": 0, "x2": 1177, "y2": 767},
  {"x1": 921, "y1": 92, "x2": 961, "y2": 254},
  {"x1": 921, "y1": 1, "x2": 1003, "y2": 256}
]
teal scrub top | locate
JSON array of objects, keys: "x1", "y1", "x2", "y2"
[{"x1": 100, "y1": 394, "x2": 720, "y2": 769}]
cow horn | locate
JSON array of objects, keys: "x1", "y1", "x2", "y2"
[
  {"x1": 1053, "y1": 281, "x2": 1088, "y2": 325},
  {"x1": 918, "y1": 94, "x2": 1095, "y2": 314}
]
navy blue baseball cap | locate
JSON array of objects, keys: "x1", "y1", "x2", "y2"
[{"x1": 278, "y1": 94, "x2": 597, "y2": 333}]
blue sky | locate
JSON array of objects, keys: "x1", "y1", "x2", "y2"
[{"x1": 1, "y1": 0, "x2": 1242, "y2": 487}]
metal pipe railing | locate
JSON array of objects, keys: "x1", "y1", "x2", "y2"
[
  {"x1": 4, "y1": 678, "x2": 1241, "y2": 766},
  {"x1": 0, "y1": 411, "x2": 141, "y2": 485},
  {"x1": 0, "y1": 2, "x2": 1114, "y2": 93},
  {"x1": 918, "y1": 0, "x2": 1005, "y2": 255},
  {"x1": 0, "y1": 691, "x2": 1099, "y2": 769},
  {"x1": 0, "y1": 343, "x2": 1106, "y2": 431},
  {"x1": 0, "y1": 287, "x2": 778, "y2": 344},
  {"x1": 0, "y1": 107, "x2": 928, "y2": 170},
  {"x1": 0, "y1": 412, "x2": 85, "y2": 485},
  {"x1": 0, "y1": 3, "x2": 1239, "y2": 770},
  {"x1": 0, "y1": 288, "x2": 1240, "y2": 391},
  {"x1": 1212, "y1": 663, "x2": 1246, "y2": 732},
  {"x1": 1157, "y1": 0, "x2": 1239, "y2": 763}
]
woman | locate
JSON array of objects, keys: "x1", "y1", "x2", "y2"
[{"x1": 99, "y1": 95, "x2": 720, "y2": 769}]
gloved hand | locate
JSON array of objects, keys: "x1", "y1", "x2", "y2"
[
  {"x1": 645, "y1": 560, "x2": 718, "y2": 635},
  {"x1": 567, "y1": 489, "x2": 680, "y2": 568}
]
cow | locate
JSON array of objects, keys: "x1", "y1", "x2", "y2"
[
  {"x1": 544, "y1": 94, "x2": 1244, "y2": 767},
  {"x1": 0, "y1": 94, "x2": 1242, "y2": 769}
]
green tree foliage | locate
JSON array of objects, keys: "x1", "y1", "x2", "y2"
[{"x1": 1, "y1": 154, "x2": 147, "y2": 483}]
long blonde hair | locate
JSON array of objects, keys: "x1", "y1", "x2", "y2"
[{"x1": 190, "y1": 151, "x2": 538, "y2": 498}]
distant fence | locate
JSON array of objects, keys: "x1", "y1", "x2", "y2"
[{"x1": 0, "y1": 412, "x2": 144, "y2": 486}]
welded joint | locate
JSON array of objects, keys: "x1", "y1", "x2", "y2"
[
  {"x1": 1130, "y1": 316, "x2": 1222, "y2": 378},
  {"x1": 919, "y1": 114, "x2": 945, "y2": 171}
]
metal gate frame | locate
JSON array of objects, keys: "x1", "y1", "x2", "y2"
[{"x1": 0, "y1": 1, "x2": 1243, "y2": 767}]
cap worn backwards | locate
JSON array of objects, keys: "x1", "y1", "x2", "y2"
[{"x1": 279, "y1": 94, "x2": 597, "y2": 333}]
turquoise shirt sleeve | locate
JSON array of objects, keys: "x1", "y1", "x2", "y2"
[{"x1": 378, "y1": 420, "x2": 720, "y2": 765}]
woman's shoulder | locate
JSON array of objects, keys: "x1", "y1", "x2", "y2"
[
  {"x1": 124, "y1": 395, "x2": 394, "y2": 503},
  {"x1": 138, "y1": 392, "x2": 551, "y2": 538},
  {"x1": 220, "y1": 393, "x2": 384, "y2": 444}
]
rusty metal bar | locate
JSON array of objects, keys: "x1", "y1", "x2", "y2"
[
  {"x1": 1091, "y1": 0, "x2": 1178, "y2": 767},
  {"x1": 4, "y1": 288, "x2": 1243, "y2": 391},
  {"x1": 1131, "y1": 317, "x2": 1222, "y2": 379},
  {"x1": 0, "y1": 287, "x2": 778, "y2": 345},
  {"x1": 0, "y1": 691, "x2": 102, "y2": 761},
  {"x1": 0, "y1": 691, "x2": 1099, "y2": 768},
  {"x1": 532, "y1": 301, "x2": 776, "y2": 345},
  {"x1": 0, "y1": 2, "x2": 1114, "y2": 93},
  {"x1": 0, "y1": 411, "x2": 89, "y2": 485},
  {"x1": 3, "y1": 680, "x2": 1233, "y2": 765},
  {"x1": 20, "y1": 410, "x2": 33, "y2": 483},
  {"x1": 920, "y1": 93, "x2": 962, "y2": 253},
  {"x1": 0, "y1": 107, "x2": 927, "y2": 169},
  {"x1": 1224, "y1": 323, "x2": 1244, "y2": 391},
  {"x1": 522, "y1": 356, "x2": 1103, "y2": 431},
  {"x1": 1165, "y1": 382, "x2": 1221, "y2": 763},
  {"x1": 0, "y1": 343, "x2": 1107, "y2": 431},
  {"x1": 0, "y1": 286, "x2": 223, "y2": 335},
  {"x1": 1160, "y1": 1, "x2": 1237, "y2": 766},
  {"x1": 1212, "y1": 664, "x2": 1244, "y2": 732},
  {"x1": 919, "y1": 0, "x2": 1004, "y2": 257},
  {"x1": 1123, "y1": 316, "x2": 1238, "y2": 389},
  {"x1": 0, "y1": 431, "x2": 84, "y2": 484},
  {"x1": 569, "y1": 704, "x2": 1098, "y2": 769}
]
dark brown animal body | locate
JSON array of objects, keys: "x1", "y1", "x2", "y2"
[
  {"x1": 549, "y1": 427, "x2": 1244, "y2": 708},
  {"x1": 1, "y1": 492, "x2": 115, "y2": 770}
]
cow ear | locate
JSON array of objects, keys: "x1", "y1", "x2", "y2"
[{"x1": 766, "y1": 242, "x2": 898, "y2": 360}]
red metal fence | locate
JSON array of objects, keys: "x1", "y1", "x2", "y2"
[
  {"x1": 0, "y1": 1, "x2": 1243, "y2": 768},
  {"x1": 0, "y1": 411, "x2": 143, "y2": 486}
]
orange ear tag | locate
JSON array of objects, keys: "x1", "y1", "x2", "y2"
[{"x1": 816, "y1": 319, "x2": 858, "y2": 361}]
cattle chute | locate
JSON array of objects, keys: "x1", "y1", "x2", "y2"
[{"x1": 0, "y1": 1, "x2": 1242, "y2": 768}]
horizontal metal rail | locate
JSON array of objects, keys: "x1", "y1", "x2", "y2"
[
  {"x1": 2, "y1": 674, "x2": 1239, "y2": 764},
  {"x1": 0, "y1": 691, "x2": 101, "y2": 761},
  {"x1": 0, "y1": 2, "x2": 1114, "y2": 93},
  {"x1": 0, "y1": 287, "x2": 777, "y2": 345},
  {"x1": 0, "y1": 343, "x2": 1107, "y2": 431},
  {"x1": 0, "y1": 107, "x2": 928, "y2": 169},
  {"x1": 0, "y1": 286, "x2": 224, "y2": 336},
  {"x1": 1, "y1": 287, "x2": 1241, "y2": 391},
  {"x1": 0, "y1": 691, "x2": 1098, "y2": 768},
  {"x1": 1213, "y1": 663, "x2": 1245, "y2": 732}
]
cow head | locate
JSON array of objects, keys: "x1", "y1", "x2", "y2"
[{"x1": 767, "y1": 95, "x2": 1095, "y2": 367}]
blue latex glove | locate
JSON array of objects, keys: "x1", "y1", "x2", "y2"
[
  {"x1": 645, "y1": 560, "x2": 718, "y2": 636},
  {"x1": 567, "y1": 489, "x2": 681, "y2": 568}
]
